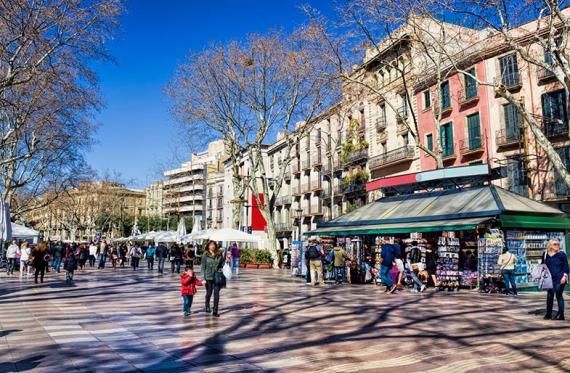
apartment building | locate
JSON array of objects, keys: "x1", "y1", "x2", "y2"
[
  {"x1": 205, "y1": 167, "x2": 224, "y2": 229},
  {"x1": 163, "y1": 140, "x2": 226, "y2": 223},
  {"x1": 144, "y1": 181, "x2": 164, "y2": 217}
]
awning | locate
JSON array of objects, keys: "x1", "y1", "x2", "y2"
[
  {"x1": 307, "y1": 217, "x2": 491, "y2": 236},
  {"x1": 500, "y1": 215, "x2": 570, "y2": 230}
]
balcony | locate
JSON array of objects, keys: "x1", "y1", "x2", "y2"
[
  {"x1": 313, "y1": 156, "x2": 322, "y2": 168},
  {"x1": 496, "y1": 128, "x2": 522, "y2": 149},
  {"x1": 301, "y1": 182, "x2": 311, "y2": 194},
  {"x1": 458, "y1": 86, "x2": 479, "y2": 106},
  {"x1": 375, "y1": 117, "x2": 387, "y2": 132},
  {"x1": 282, "y1": 195, "x2": 292, "y2": 205},
  {"x1": 311, "y1": 178, "x2": 322, "y2": 191},
  {"x1": 275, "y1": 197, "x2": 283, "y2": 206},
  {"x1": 310, "y1": 201, "x2": 323, "y2": 216},
  {"x1": 442, "y1": 145, "x2": 456, "y2": 161},
  {"x1": 496, "y1": 72, "x2": 522, "y2": 91},
  {"x1": 368, "y1": 145, "x2": 415, "y2": 170},
  {"x1": 459, "y1": 138, "x2": 484, "y2": 156},
  {"x1": 396, "y1": 107, "x2": 408, "y2": 122},
  {"x1": 343, "y1": 149, "x2": 368, "y2": 166},
  {"x1": 543, "y1": 118, "x2": 569, "y2": 139},
  {"x1": 322, "y1": 184, "x2": 340, "y2": 199},
  {"x1": 275, "y1": 222, "x2": 293, "y2": 232},
  {"x1": 304, "y1": 137, "x2": 311, "y2": 150},
  {"x1": 537, "y1": 67, "x2": 556, "y2": 83},
  {"x1": 340, "y1": 182, "x2": 366, "y2": 196},
  {"x1": 315, "y1": 135, "x2": 322, "y2": 147},
  {"x1": 396, "y1": 122, "x2": 409, "y2": 135},
  {"x1": 302, "y1": 159, "x2": 312, "y2": 171},
  {"x1": 292, "y1": 185, "x2": 301, "y2": 196},
  {"x1": 302, "y1": 205, "x2": 311, "y2": 216},
  {"x1": 284, "y1": 169, "x2": 291, "y2": 181},
  {"x1": 292, "y1": 162, "x2": 301, "y2": 174},
  {"x1": 378, "y1": 131, "x2": 388, "y2": 143}
]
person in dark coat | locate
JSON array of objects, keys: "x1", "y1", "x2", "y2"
[
  {"x1": 64, "y1": 250, "x2": 78, "y2": 283},
  {"x1": 200, "y1": 241, "x2": 226, "y2": 317},
  {"x1": 156, "y1": 242, "x2": 168, "y2": 275},
  {"x1": 169, "y1": 243, "x2": 183, "y2": 274},
  {"x1": 51, "y1": 241, "x2": 64, "y2": 273},
  {"x1": 543, "y1": 239, "x2": 569, "y2": 320},
  {"x1": 30, "y1": 242, "x2": 49, "y2": 284}
]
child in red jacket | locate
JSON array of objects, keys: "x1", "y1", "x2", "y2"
[{"x1": 181, "y1": 265, "x2": 203, "y2": 317}]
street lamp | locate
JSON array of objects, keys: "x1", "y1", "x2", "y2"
[{"x1": 293, "y1": 208, "x2": 303, "y2": 242}]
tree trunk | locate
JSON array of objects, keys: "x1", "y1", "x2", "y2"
[
  {"x1": 231, "y1": 175, "x2": 242, "y2": 230},
  {"x1": 264, "y1": 213, "x2": 280, "y2": 269}
]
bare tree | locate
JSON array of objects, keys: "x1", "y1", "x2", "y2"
[
  {"x1": 0, "y1": 0, "x2": 123, "y2": 216},
  {"x1": 169, "y1": 30, "x2": 337, "y2": 266}
]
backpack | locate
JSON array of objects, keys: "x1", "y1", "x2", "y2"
[
  {"x1": 325, "y1": 249, "x2": 334, "y2": 264},
  {"x1": 306, "y1": 246, "x2": 321, "y2": 260}
]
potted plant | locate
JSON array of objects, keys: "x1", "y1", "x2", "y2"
[
  {"x1": 240, "y1": 248, "x2": 254, "y2": 268},
  {"x1": 256, "y1": 249, "x2": 273, "y2": 269}
]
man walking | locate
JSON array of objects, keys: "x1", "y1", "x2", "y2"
[
  {"x1": 156, "y1": 242, "x2": 167, "y2": 275},
  {"x1": 52, "y1": 241, "x2": 64, "y2": 273},
  {"x1": 6, "y1": 240, "x2": 18, "y2": 275},
  {"x1": 305, "y1": 237, "x2": 325, "y2": 286},
  {"x1": 129, "y1": 243, "x2": 142, "y2": 271},
  {"x1": 333, "y1": 245, "x2": 350, "y2": 285},
  {"x1": 230, "y1": 243, "x2": 240, "y2": 276},
  {"x1": 381, "y1": 242, "x2": 396, "y2": 293},
  {"x1": 146, "y1": 243, "x2": 156, "y2": 271},
  {"x1": 88, "y1": 241, "x2": 97, "y2": 268}
]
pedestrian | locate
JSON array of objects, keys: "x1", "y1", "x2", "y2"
[
  {"x1": 110, "y1": 245, "x2": 118, "y2": 270},
  {"x1": 230, "y1": 243, "x2": 240, "y2": 276},
  {"x1": 146, "y1": 243, "x2": 156, "y2": 270},
  {"x1": 425, "y1": 244, "x2": 438, "y2": 287},
  {"x1": 180, "y1": 265, "x2": 203, "y2": 317},
  {"x1": 380, "y1": 241, "x2": 396, "y2": 293},
  {"x1": 201, "y1": 240, "x2": 226, "y2": 317},
  {"x1": 64, "y1": 249, "x2": 77, "y2": 283},
  {"x1": 51, "y1": 241, "x2": 64, "y2": 273},
  {"x1": 169, "y1": 243, "x2": 182, "y2": 274},
  {"x1": 119, "y1": 244, "x2": 127, "y2": 267},
  {"x1": 88, "y1": 241, "x2": 97, "y2": 268},
  {"x1": 98, "y1": 242, "x2": 107, "y2": 269},
  {"x1": 305, "y1": 237, "x2": 325, "y2": 286},
  {"x1": 30, "y1": 242, "x2": 49, "y2": 284},
  {"x1": 156, "y1": 242, "x2": 167, "y2": 275},
  {"x1": 498, "y1": 247, "x2": 517, "y2": 296},
  {"x1": 333, "y1": 245, "x2": 350, "y2": 285},
  {"x1": 129, "y1": 243, "x2": 142, "y2": 271},
  {"x1": 543, "y1": 239, "x2": 569, "y2": 320},
  {"x1": 6, "y1": 240, "x2": 18, "y2": 275},
  {"x1": 78, "y1": 244, "x2": 88, "y2": 271},
  {"x1": 19, "y1": 242, "x2": 31, "y2": 277}
]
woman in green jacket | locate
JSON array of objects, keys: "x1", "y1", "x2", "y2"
[{"x1": 201, "y1": 241, "x2": 225, "y2": 317}]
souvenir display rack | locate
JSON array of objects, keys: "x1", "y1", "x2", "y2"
[
  {"x1": 477, "y1": 235, "x2": 503, "y2": 292},
  {"x1": 436, "y1": 235, "x2": 461, "y2": 291}
]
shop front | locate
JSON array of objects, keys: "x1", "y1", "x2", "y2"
[{"x1": 300, "y1": 184, "x2": 570, "y2": 292}]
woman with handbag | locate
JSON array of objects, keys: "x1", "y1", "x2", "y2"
[
  {"x1": 543, "y1": 239, "x2": 569, "y2": 320},
  {"x1": 200, "y1": 240, "x2": 226, "y2": 317}
]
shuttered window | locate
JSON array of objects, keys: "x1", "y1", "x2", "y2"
[
  {"x1": 440, "y1": 81, "x2": 451, "y2": 110},
  {"x1": 466, "y1": 113, "x2": 481, "y2": 149},
  {"x1": 499, "y1": 53, "x2": 520, "y2": 87},
  {"x1": 464, "y1": 68, "x2": 477, "y2": 99},
  {"x1": 506, "y1": 157, "x2": 528, "y2": 197},
  {"x1": 503, "y1": 104, "x2": 521, "y2": 140},
  {"x1": 440, "y1": 123, "x2": 454, "y2": 156},
  {"x1": 555, "y1": 147, "x2": 570, "y2": 197},
  {"x1": 426, "y1": 134, "x2": 433, "y2": 151}
]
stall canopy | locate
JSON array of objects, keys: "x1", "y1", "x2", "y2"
[
  {"x1": 308, "y1": 185, "x2": 569, "y2": 236},
  {"x1": 11, "y1": 223, "x2": 40, "y2": 242}
]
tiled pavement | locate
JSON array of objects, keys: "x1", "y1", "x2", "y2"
[{"x1": 1, "y1": 265, "x2": 570, "y2": 373}]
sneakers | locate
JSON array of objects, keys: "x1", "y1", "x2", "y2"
[{"x1": 420, "y1": 285, "x2": 426, "y2": 293}]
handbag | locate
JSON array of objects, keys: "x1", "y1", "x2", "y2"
[
  {"x1": 538, "y1": 266, "x2": 554, "y2": 290},
  {"x1": 222, "y1": 263, "x2": 232, "y2": 280},
  {"x1": 214, "y1": 270, "x2": 226, "y2": 288}
]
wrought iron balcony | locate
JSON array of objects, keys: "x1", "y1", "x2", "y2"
[
  {"x1": 343, "y1": 149, "x2": 368, "y2": 165},
  {"x1": 376, "y1": 117, "x2": 387, "y2": 132},
  {"x1": 495, "y1": 71, "x2": 522, "y2": 90},
  {"x1": 543, "y1": 118, "x2": 569, "y2": 138},
  {"x1": 495, "y1": 128, "x2": 522, "y2": 148},
  {"x1": 458, "y1": 86, "x2": 479, "y2": 105},
  {"x1": 310, "y1": 201, "x2": 323, "y2": 215},
  {"x1": 340, "y1": 182, "x2": 366, "y2": 195},
  {"x1": 292, "y1": 162, "x2": 300, "y2": 174},
  {"x1": 396, "y1": 122, "x2": 409, "y2": 134},
  {"x1": 301, "y1": 182, "x2": 311, "y2": 194},
  {"x1": 397, "y1": 107, "x2": 408, "y2": 122},
  {"x1": 275, "y1": 222, "x2": 293, "y2": 232},
  {"x1": 368, "y1": 145, "x2": 415, "y2": 170},
  {"x1": 311, "y1": 178, "x2": 322, "y2": 191},
  {"x1": 537, "y1": 67, "x2": 556, "y2": 82},
  {"x1": 459, "y1": 138, "x2": 484, "y2": 156},
  {"x1": 302, "y1": 159, "x2": 312, "y2": 170}
]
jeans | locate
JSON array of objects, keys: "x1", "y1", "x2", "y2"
[
  {"x1": 547, "y1": 282, "x2": 566, "y2": 316},
  {"x1": 88, "y1": 255, "x2": 96, "y2": 267},
  {"x1": 98, "y1": 255, "x2": 106, "y2": 269},
  {"x1": 407, "y1": 269, "x2": 424, "y2": 290},
  {"x1": 380, "y1": 265, "x2": 393, "y2": 288},
  {"x1": 205, "y1": 280, "x2": 221, "y2": 312},
  {"x1": 171, "y1": 259, "x2": 181, "y2": 274},
  {"x1": 305, "y1": 260, "x2": 311, "y2": 283},
  {"x1": 334, "y1": 266, "x2": 346, "y2": 284},
  {"x1": 182, "y1": 295, "x2": 193, "y2": 316},
  {"x1": 131, "y1": 257, "x2": 140, "y2": 270},
  {"x1": 147, "y1": 257, "x2": 154, "y2": 270},
  {"x1": 34, "y1": 266, "x2": 45, "y2": 283},
  {"x1": 6, "y1": 258, "x2": 15, "y2": 274},
  {"x1": 502, "y1": 269, "x2": 517, "y2": 294},
  {"x1": 66, "y1": 270, "x2": 74, "y2": 282},
  {"x1": 20, "y1": 260, "x2": 30, "y2": 276},
  {"x1": 309, "y1": 259, "x2": 324, "y2": 286},
  {"x1": 158, "y1": 257, "x2": 166, "y2": 274},
  {"x1": 231, "y1": 258, "x2": 240, "y2": 275},
  {"x1": 52, "y1": 257, "x2": 62, "y2": 272}
]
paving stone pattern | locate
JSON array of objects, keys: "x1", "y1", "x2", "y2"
[{"x1": 1, "y1": 265, "x2": 569, "y2": 372}]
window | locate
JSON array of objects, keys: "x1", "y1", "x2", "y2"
[
  {"x1": 466, "y1": 113, "x2": 481, "y2": 149},
  {"x1": 503, "y1": 104, "x2": 522, "y2": 140},
  {"x1": 402, "y1": 134, "x2": 409, "y2": 147},
  {"x1": 380, "y1": 142, "x2": 387, "y2": 154},
  {"x1": 400, "y1": 94, "x2": 408, "y2": 116},
  {"x1": 542, "y1": 90, "x2": 568, "y2": 137},
  {"x1": 464, "y1": 67, "x2": 477, "y2": 99},
  {"x1": 499, "y1": 53, "x2": 520, "y2": 87},
  {"x1": 440, "y1": 81, "x2": 451, "y2": 110},
  {"x1": 423, "y1": 90, "x2": 431, "y2": 109},
  {"x1": 359, "y1": 108, "x2": 365, "y2": 127},
  {"x1": 426, "y1": 133, "x2": 433, "y2": 151},
  {"x1": 555, "y1": 147, "x2": 570, "y2": 196},
  {"x1": 379, "y1": 103, "x2": 386, "y2": 120},
  {"x1": 506, "y1": 157, "x2": 528, "y2": 197},
  {"x1": 440, "y1": 122, "x2": 454, "y2": 157}
]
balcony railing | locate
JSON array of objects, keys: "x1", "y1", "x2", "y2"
[
  {"x1": 496, "y1": 128, "x2": 521, "y2": 148},
  {"x1": 343, "y1": 149, "x2": 368, "y2": 165},
  {"x1": 275, "y1": 222, "x2": 293, "y2": 232},
  {"x1": 282, "y1": 195, "x2": 292, "y2": 205},
  {"x1": 311, "y1": 178, "x2": 322, "y2": 191},
  {"x1": 442, "y1": 144, "x2": 456, "y2": 159},
  {"x1": 292, "y1": 162, "x2": 300, "y2": 174},
  {"x1": 292, "y1": 185, "x2": 301, "y2": 196},
  {"x1": 537, "y1": 67, "x2": 556, "y2": 82},
  {"x1": 543, "y1": 118, "x2": 569, "y2": 138},
  {"x1": 340, "y1": 182, "x2": 366, "y2": 195},
  {"x1": 459, "y1": 138, "x2": 484, "y2": 156},
  {"x1": 376, "y1": 117, "x2": 387, "y2": 132},
  {"x1": 310, "y1": 201, "x2": 323, "y2": 215},
  {"x1": 397, "y1": 107, "x2": 408, "y2": 121},
  {"x1": 496, "y1": 71, "x2": 522, "y2": 90},
  {"x1": 284, "y1": 169, "x2": 291, "y2": 181},
  {"x1": 396, "y1": 122, "x2": 408, "y2": 134},
  {"x1": 322, "y1": 184, "x2": 341, "y2": 199},
  {"x1": 301, "y1": 182, "x2": 311, "y2": 194},
  {"x1": 313, "y1": 156, "x2": 322, "y2": 167},
  {"x1": 368, "y1": 145, "x2": 415, "y2": 170},
  {"x1": 302, "y1": 159, "x2": 312, "y2": 170},
  {"x1": 458, "y1": 86, "x2": 479, "y2": 105}
]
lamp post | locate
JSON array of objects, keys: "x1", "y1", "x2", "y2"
[{"x1": 293, "y1": 208, "x2": 303, "y2": 242}]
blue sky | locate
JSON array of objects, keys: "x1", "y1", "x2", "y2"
[{"x1": 88, "y1": 0, "x2": 333, "y2": 189}]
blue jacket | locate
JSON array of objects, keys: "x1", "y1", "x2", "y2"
[
  {"x1": 545, "y1": 251, "x2": 569, "y2": 282},
  {"x1": 381, "y1": 244, "x2": 396, "y2": 268},
  {"x1": 146, "y1": 246, "x2": 156, "y2": 258}
]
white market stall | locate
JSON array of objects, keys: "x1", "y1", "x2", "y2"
[{"x1": 11, "y1": 223, "x2": 40, "y2": 244}]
